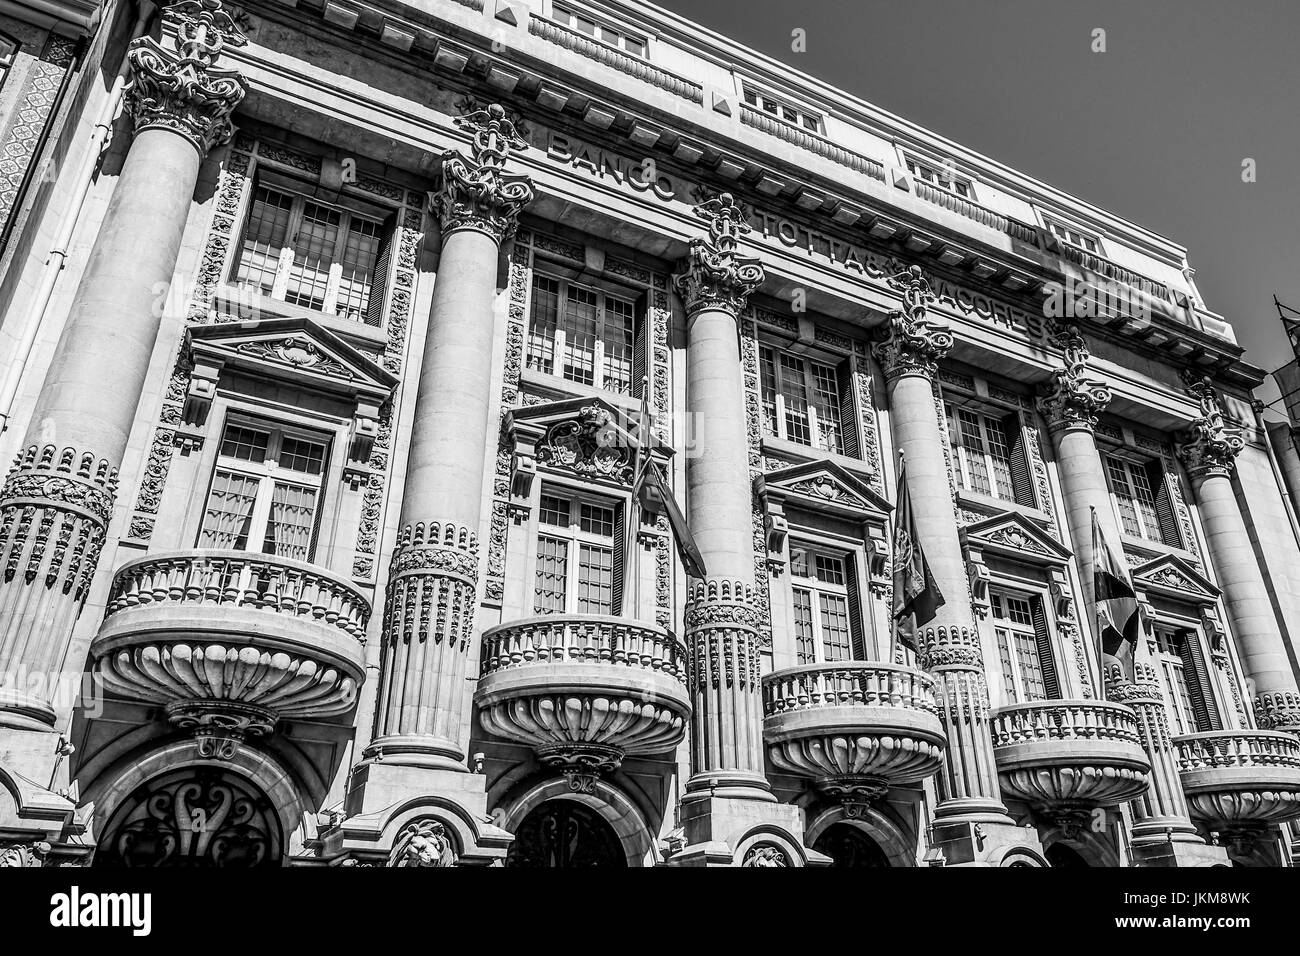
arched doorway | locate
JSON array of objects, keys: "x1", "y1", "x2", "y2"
[
  {"x1": 505, "y1": 799, "x2": 626, "y2": 868},
  {"x1": 1046, "y1": 842, "x2": 1090, "y2": 868},
  {"x1": 812, "y1": 822, "x2": 891, "y2": 867},
  {"x1": 96, "y1": 766, "x2": 282, "y2": 868}
]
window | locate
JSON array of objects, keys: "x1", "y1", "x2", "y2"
[
  {"x1": 232, "y1": 184, "x2": 387, "y2": 323},
  {"x1": 741, "y1": 87, "x2": 823, "y2": 133},
  {"x1": 526, "y1": 274, "x2": 638, "y2": 395},
  {"x1": 552, "y1": 3, "x2": 647, "y2": 56},
  {"x1": 1046, "y1": 219, "x2": 1102, "y2": 255},
  {"x1": 198, "y1": 420, "x2": 330, "y2": 562},
  {"x1": 945, "y1": 404, "x2": 1034, "y2": 506},
  {"x1": 534, "y1": 488, "x2": 626, "y2": 615},
  {"x1": 0, "y1": 34, "x2": 17, "y2": 92},
  {"x1": 760, "y1": 346, "x2": 850, "y2": 455},
  {"x1": 1104, "y1": 453, "x2": 1182, "y2": 547},
  {"x1": 991, "y1": 590, "x2": 1058, "y2": 703},
  {"x1": 906, "y1": 158, "x2": 974, "y2": 199},
  {"x1": 790, "y1": 544, "x2": 865, "y2": 663},
  {"x1": 1152, "y1": 627, "x2": 1218, "y2": 735}
]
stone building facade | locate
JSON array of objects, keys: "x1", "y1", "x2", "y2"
[{"x1": 3, "y1": 0, "x2": 1300, "y2": 868}]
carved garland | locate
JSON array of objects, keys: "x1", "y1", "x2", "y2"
[{"x1": 740, "y1": 321, "x2": 774, "y2": 646}]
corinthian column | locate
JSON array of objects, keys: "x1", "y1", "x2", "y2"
[
  {"x1": 1178, "y1": 378, "x2": 1300, "y2": 734},
  {"x1": 0, "y1": 0, "x2": 246, "y2": 730},
  {"x1": 368, "y1": 105, "x2": 533, "y2": 769},
  {"x1": 674, "y1": 193, "x2": 769, "y2": 800},
  {"x1": 872, "y1": 266, "x2": 1009, "y2": 828}
]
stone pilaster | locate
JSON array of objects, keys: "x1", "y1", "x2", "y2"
[
  {"x1": 872, "y1": 266, "x2": 1012, "y2": 831},
  {"x1": 1178, "y1": 378, "x2": 1300, "y2": 734},
  {"x1": 1109, "y1": 664, "x2": 1228, "y2": 866},
  {"x1": 367, "y1": 104, "x2": 533, "y2": 770},
  {"x1": 670, "y1": 195, "x2": 811, "y2": 865},
  {"x1": 1036, "y1": 321, "x2": 1119, "y2": 656},
  {"x1": 0, "y1": 0, "x2": 246, "y2": 731}
]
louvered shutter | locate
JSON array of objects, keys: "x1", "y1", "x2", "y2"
[
  {"x1": 364, "y1": 213, "x2": 396, "y2": 328},
  {"x1": 631, "y1": 293, "x2": 648, "y2": 400},
  {"x1": 1178, "y1": 631, "x2": 1221, "y2": 731},
  {"x1": 1030, "y1": 596, "x2": 1061, "y2": 700},
  {"x1": 845, "y1": 551, "x2": 866, "y2": 660},
  {"x1": 1003, "y1": 410, "x2": 1036, "y2": 508},
  {"x1": 1145, "y1": 459, "x2": 1183, "y2": 548},
  {"x1": 836, "y1": 357, "x2": 862, "y2": 460},
  {"x1": 611, "y1": 499, "x2": 627, "y2": 617}
]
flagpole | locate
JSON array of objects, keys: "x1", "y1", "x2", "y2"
[
  {"x1": 1089, "y1": 505, "x2": 1106, "y2": 700},
  {"x1": 889, "y1": 449, "x2": 904, "y2": 665}
]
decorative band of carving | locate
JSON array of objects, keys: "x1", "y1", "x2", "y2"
[
  {"x1": 384, "y1": 521, "x2": 480, "y2": 653},
  {"x1": 915, "y1": 625, "x2": 983, "y2": 671},
  {"x1": 685, "y1": 579, "x2": 763, "y2": 690},
  {"x1": 0, "y1": 444, "x2": 117, "y2": 600},
  {"x1": 389, "y1": 521, "x2": 479, "y2": 582},
  {"x1": 1254, "y1": 691, "x2": 1300, "y2": 731},
  {"x1": 1103, "y1": 662, "x2": 1165, "y2": 705},
  {"x1": 684, "y1": 578, "x2": 763, "y2": 633}
]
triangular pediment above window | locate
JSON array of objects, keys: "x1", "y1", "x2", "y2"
[
  {"x1": 504, "y1": 397, "x2": 671, "y2": 497},
  {"x1": 753, "y1": 460, "x2": 891, "y2": 520},
  {"x1": 1132, "y1": 553, "x2": 1221, "y2": 603},
  {"x1": 187, "y1": 317, "x2": 397, "y2": 402},
  {"x1": 960, "y1": 512, "x2": 1072, "y2": 566}
]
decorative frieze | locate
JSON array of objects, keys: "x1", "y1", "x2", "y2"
[
  {"x1": 673, "y1": 193, "x2": 765, "y2": 318},
  {"x1": 872, "y1": 266, "x2": 954, "y2": 381},
  {"x1": 432, "y1": 104, "x2": 534, "y2": 242},
  {"x1": 124, "y1": 0, "x2": 249, "y2": 155}
]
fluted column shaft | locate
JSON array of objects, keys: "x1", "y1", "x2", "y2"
[
  {"x1": 0, "y1": 1, "x2": 246, "y2": 730},
  {"x1": 875, "y1": 267, "x2": 1007, "y2": 823},
  {"x1": 675, "y1": 194, "x2": 770, "y2": 797},
  {"x1": 369, "y1": 105, "x2": 533, "y2": 769}
]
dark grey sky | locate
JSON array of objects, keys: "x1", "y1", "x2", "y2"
[{"x1": 657, "y1": 0, "x2": 1300, "y2": 411}]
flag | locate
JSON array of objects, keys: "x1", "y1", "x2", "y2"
[
  {"x1": 892, "y1": 456, "x2": 944, "y2": 652},
  {"x1": 631, "y1": 384, "x2": 708, "y2": 580},
  {"x1": 1092, "y1": 508, "x2": 1141, "y2": 682}
]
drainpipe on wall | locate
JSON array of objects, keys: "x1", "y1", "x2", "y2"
[{"x1": 0, "y1": 0, "x2": 156, "y2": 435}]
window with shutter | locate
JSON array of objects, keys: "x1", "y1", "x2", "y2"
[
  {"x1": 1104, "y1": 453, "x2": 1181, "y2": 546},
  {"x1": 789, "y1": 543, "x2": 867, "y2": 662},
  {"x1": 991, "y1": 589, "x2": 1056, "y2": 701},
  {"x1": 1152, "y1": 627, "x2": 1216, "y2": 734},
  {"x1": 526, "y1": 273, "x2": 639, "y2": 395},
  {"x1": 759, "y1": 345, "x2": 851, "y2": 456},
  {"x1": 1173, "y1": 628, "x2": 1220, "y2": 732},
  {"x1": 946, "y1": 404, "x2": 1033, "y2": 505},
  {"x1": 533, "y1": 487, "x2": 625, "y2": 615}
]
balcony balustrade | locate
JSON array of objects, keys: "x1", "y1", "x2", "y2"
[
  {"x1": 991, "y1": 700, "x2": 1150, "y2": 833},
  {"x1": 90, "y1": 549, "x2": 369, "y2": 755},
  {"x1": 1174, "y1": 731, "x2": 1300, "y2": 832},
  {"x1": 762, "y1": 662, "x2": 945, "y2": 808},
  {"x1": 475, "y1": 614, "x2": 691, "y2": 784}
]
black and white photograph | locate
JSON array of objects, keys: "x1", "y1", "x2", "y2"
[{"x1": 0, "y1": 0, "x2": 1293, "y2": 939}]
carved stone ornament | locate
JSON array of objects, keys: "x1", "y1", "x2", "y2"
[
  {"x1": 1177, "y1": 376, "x2": 1244, "y2": 482},
  {"x1": 872, "y1": 265, "x2": 954, "y2": 381},
  {"x1": 1036, "y1": 321, "x2": 1113, "y2": 433},
  {"x1": 1254, "y1": 691, "x2": 1300, "y2": 733},
  {"x1": 535, "y1": 404, "x2": 634, "y2": 485},
  {"x1": 673, "y1": 193, "x2": 765, "y2": 317},
  {"x1": 389, "y1": 819, "x2": 458, "y2": 867},
  {"x1": 741, "y1": 844, "x2": 789, "y2": 867},
  {"x1": 432, "y1": 103, "x2": 535, "y2": 242},
  {"x1": 0, "y1": 842, "x2": 51, "y2": 867},
  {"x1": 124, "y1": 0, "x2": 249, "y2": 154}
]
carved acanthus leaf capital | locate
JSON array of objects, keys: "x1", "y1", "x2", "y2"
[
  {"x1": 432, "y1": 104, "x2": 535, "y2": 242},
  {"x1": 124, "y1": 0, "x2": 249, "y2": 155},
  {"x1": 1037, "y1": 322, "x2": 1112, "y2": 432},
  {"x1": 673, "y1": 193, "x2": 764, "y2": 317},
  {"x1": 872, "y1": 266, "x2": 954, "y2": 381},
  {"x1": 1176, "y1": 376, "x2": 1244, "y2": 483}
]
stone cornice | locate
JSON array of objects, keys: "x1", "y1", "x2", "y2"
[
  {"x1": 673, "y1": 193, "x2": 764, "y2": 318},
  {"x1": 871, "y1": 265, "x2": 954, "y2": 382},
  {"x1": 430, "y1": 103, "x2": 534, "y2": 242},
  {"x1": 124, "y1": 0, "x2": 249, "y2": 155}
]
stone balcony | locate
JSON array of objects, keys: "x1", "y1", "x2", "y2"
[
  {"x1": 90, "y1": 550, "x2": 369, "y2": 755},
  {"x1": 1174, "y1": 731, "x2": 1300, "y2": 832},
  {"x1": 475, "y1": 615, "x2": 691, "y2": 782},
  {"x1": 991, "y1": 700, "x2": 1151, "y2": 832},
  {"x1": 762, "y1": 662, "x2": 946, "y2": 807}
]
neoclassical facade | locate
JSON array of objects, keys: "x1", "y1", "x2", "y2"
[{"x1": 3, "y1": 0, "x2": 1300, "y2": 868}]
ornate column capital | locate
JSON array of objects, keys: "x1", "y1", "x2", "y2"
[
  {"x1": 1036, "y1": 321, "x2": 1113, "y2": 433},
  {"x1": 1176, "y1": 376, "x2": 1244, "y2": 483},
  {"x1": 673, "y1": 193, "x2": 765, "y2": 317},
  {"x1": 431, "y1": 104, "x2": 535, "y2": 242},
  {"x1": 871, "y1": 265, "x2": 954, "y2": 381},
  {"x1": 124, "y1": 0, "x2": 249, "y2": 155}
]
